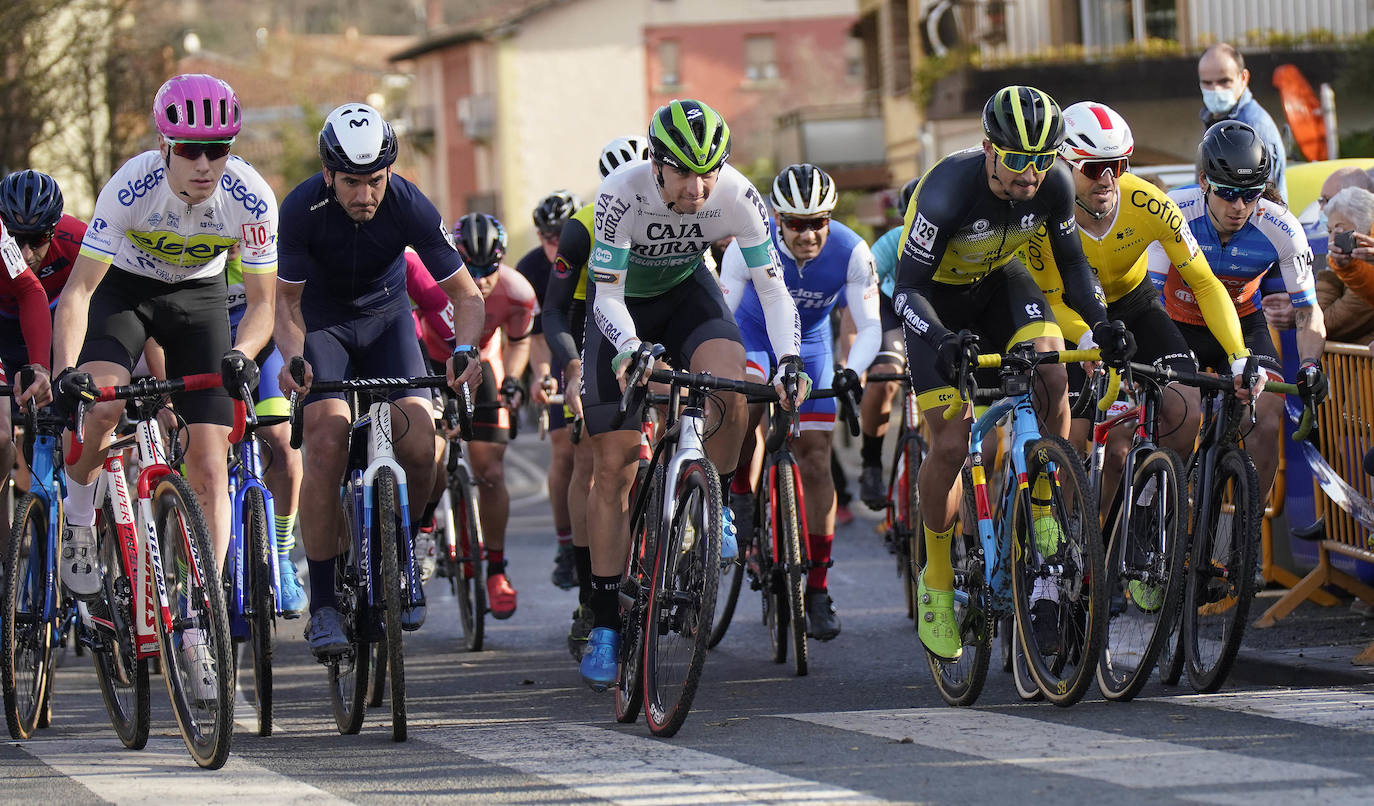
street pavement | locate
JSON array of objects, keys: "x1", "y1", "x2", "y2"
[{"x1": 3, "y1": 425, "x2": 1374, "y2": 804}]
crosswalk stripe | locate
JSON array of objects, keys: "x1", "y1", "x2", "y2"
[
  {"x1": 1180, "y1": 784, "x2": 1374, "y2": 805},
  {"x1": 426, "y1": 719, "x2": 889, "y2": 804},
  {"x1": 1157, "y1": 686, "x2": 1374, "y2": 733},
  {"x1": 14, "y1": 735, "x2": 351, "y2": 804},
  {"x1": 782, "y1": 708, "x2": 1358, "y2": 790}
]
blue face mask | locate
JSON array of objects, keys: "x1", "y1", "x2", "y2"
[{"x1": 1202, "y1": 88, "x2": 1237, "y2": 116}]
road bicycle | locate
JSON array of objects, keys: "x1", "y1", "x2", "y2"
[
  {"x1": 709, "y1": 376, "x2": 860, "y2": 678},
  {"x1": 288, "y1": 360, "x2": 461, "y2": 741},
  {"x1": 1153, "y1": 365, "x2": 1315, "y2": 693},
  {"x1": 2, "y1": 371, "x2": 75, "y2": 739},
  {"x1": 864, "y1": 371, "x2": 926, "y2": 622},
  {"x1": 431, "y1": 391, "x2": 483, "y2": 651},
  {"x1": 611, "y1": 344, "x2": 776, "y2": 737},
  {"x1": 921, "y1": 341, "x2": 1106, "y2": 707},
  {"x1": 69, "y1": 373, "x2": 235, "y2": 768}
]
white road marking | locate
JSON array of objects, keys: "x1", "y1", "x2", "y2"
[
  {"x1": 783, "y1": 708, "x2": 1357, "y2": 789},
  {"x1": 1157, "y1": 686, "x2": 1374, "y2": 733}
]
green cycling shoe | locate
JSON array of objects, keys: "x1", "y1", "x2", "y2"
[{"x1": 917, "y1": 570, "x2": 962, "y2": 661}]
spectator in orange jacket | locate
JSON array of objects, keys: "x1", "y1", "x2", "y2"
[{"x1": 1323, "y1": 185, "x2": 1374, "y2": 350}]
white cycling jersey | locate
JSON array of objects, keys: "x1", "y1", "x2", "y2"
[
  {"x1": 80, "y1": 151, "x2": 278, "y2": 283},
  {"x1": 589, "y1": 161, "x2": 800, "y2": 361}
]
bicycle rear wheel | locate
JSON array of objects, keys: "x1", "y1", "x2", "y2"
[
  {"x1": 758, "y1": 461, "x2": 787, "y2": 663},
  {"x1": 616, "y1": 464, "x2": 663, "y2": 724},
  {"x1": 1098, "y1": 448, "x2": 1187, "y2": 701},
  {"x1": 242, "y1": 487, "x2": 275, "y2": 736},
  {"x1": 642, "y1": 459, "x2": 721, "y2": 738},
  {"x1": 1009, "y1": 436, "x2": 1105, "y2": 707},
  {"x1": 328, "y1": 544, "x2": 370, "y2": 735},
  {"x1": 1183, "y1": 448, "x2": 1259, "y2": 693},
  {"x1": 448, "y1": 465, "x2": 486, "y2": 652},
  {"x1": 777, "y1": 462, "x2": 808, "y2": 677},
  {"x1": 89, "y1": 504, "x2": 149, "y2": 749},
  {"x1": 376, "y1": 468, "x2": 407, "y2": 742},
  {"x1": 707, "y1": 543, "x2": 744, "y2": 648},
  {"x1": 3, "y1": 493, "x2": 53, "y2": 739},
  {"x1": 153, "y1": 473, "x2": 234, "y2": 769},
  {"x1": 896, "y1": 435, "x2": 922, "y2": 622}
]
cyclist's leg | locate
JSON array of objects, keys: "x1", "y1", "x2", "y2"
[
  {"x1": 859, "y1": 298, "x2": 905, "y2": 506},
  {"x1": 670, "y1": 267, "x2": 748, "y2": 480},
  {"x1": 1232, "y1": 314, "x2": 1284, "y2": 501},
  {"x1": 986, "y1": 262, "x2": 1068, "y2": 439},
  {"x1": 794, "y1": 367, "x2": 841, "y2": 638},
  {"x1": 730, "y1": 341, "x2": 773, "y2": 539},
  {"x1": 252, "y1": 348, "x2": 305, "y2": 605},
  {"x1": 0, "y1": 361, "x2": 13, "y2": 554}
]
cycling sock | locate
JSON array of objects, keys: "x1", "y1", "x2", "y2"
[
  {"x1": 274, "y1": 511, "x2": 297, "y2": 556},
  {"x1": 719, "y1": 471, "x2": 735, "y2": 504},
  {"x1": 1030, "y1": 475, "x2": 1055, "y2": 522},
  {"x1": 556, "y1": 527, "x2": 572, "y2": 547},
  {"x1": 730, "y1": 472, "x2": 752, "y2": 495},
  {"x1": 63, "y1": 476, "x2": 98, "y2": 527},
  {"x1": 922, "y1": 523, "x2": 955, "y2": 590},
  {"x1": 861, "y1": 434, "x2": 884, "y2": 467},
  {"x1": 574, "y1": 545, "x2": 593, "y2": 604},
  {"x1": 307, "y1": 556, "x2": 336, "y2": 613},
  {"x1": 486, "y1": 550, "x2": 506, "y2": 578},
  {"x1": 418, "y1": 499, "x2": 438, "y2": 529},
  {"x1": 589, "y1": 574, "x2": 622, "y2": 629},
  {"x1": 807, "y1": 533, "x2": 832, "y2": 590}
]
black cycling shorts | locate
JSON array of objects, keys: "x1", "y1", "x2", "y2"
[
  {"x1": 81, "y1": 270, "x2": 232, "y2": 426},
  {"x1": 1068, "y1": 279, "x2": 1197, "y2": 416},
  {"x1": 1176, "y1": 309, "x2": 1282, "y2": 380},
  {"x1": 581, "y1": 263, "x2": 741, "y2": 435},
  {"x1": 304, "y1": 308, "x2": 430, "y2": 405},
  {"x1": 903, "y1": 259, "x2": 1060, "y2": 412},
  {"x1": 472, "y1": 359, "x2": 509, "y2": 444}
]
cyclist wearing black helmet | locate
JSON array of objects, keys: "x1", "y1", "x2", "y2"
[
  {"x1": 275, "y1": 101, "x2": 485, "y2": 658},
  {"x1": 891, "y1": 85, "x2": 1128, "y2": 662},
  {"x1": 1146, "y1": 119, "x2": 1325, "y2": 509}
]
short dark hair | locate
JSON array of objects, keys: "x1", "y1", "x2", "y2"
[{"x1": 1204, "y1": 42, "x2": 1246, "y2": 73}]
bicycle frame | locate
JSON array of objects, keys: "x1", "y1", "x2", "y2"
[
  {"x1": 347, "y1": 398, "x2": 421, "y2": 614},
  {"x1": 1087, "y1": 369, "x2": 1163, "y2": 542},
  {"x1": 966, "y1": 390, "x2": 1041, "y2": 613},
  {"x1": 21, "y1": 429, "x2": 65, "y2": 637},
  {"x1": 227, "y1": 426, "x2": 282, "y2": 636}
]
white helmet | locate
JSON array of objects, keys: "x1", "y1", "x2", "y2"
[
  {"x1": 319, "y1": 103, "x2": 398, "y2": 174},
  {"x1": 771, "y1": 163, "x2": 837, "y2": 216},
  {"x1": 1058, "y1": 101, "x2": 1133, "y2": 163},
  {"x1": 598, "y1": 135, "x2": 649, "y2": 178}
]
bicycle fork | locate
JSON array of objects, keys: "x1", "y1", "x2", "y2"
[{"x1": 359, "y1": 400, "x2": 422, "y2": 612}]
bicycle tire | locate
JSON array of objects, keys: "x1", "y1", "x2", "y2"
[
  {"x1": 328, "y1": 545, "x2": 369, "y2": 735},
  {"x1": 925, "y1": 524, "x2": 992, "y2": 706},
  {"x1": 642, "y1": 459, "x2": 721, "y2": 737},
  {"x1": 899, "y1": 434, "x2": 923, "y2": 622},
  {"x1": 3, "y1": 493, "x2": 52, "y2": 739},
  {"x1": 1097, "y1": 447, "x2": 1187, "y2": 702},
  {"x1": 367, "y1": 638, "x2": 387, "y2": 707},
  {"x1": 153, "y1": 473, "x2": 234, "y2": 769},
  {"x1": 89, "y1": 503, "x2": 150, "y2": 749},
  {"x1": 707, "y1": 509, "x2": 744, "y2": 650},
  {"x1": 778, "y1": 462, "x2": 808, "y2": 677},
  {"x1": 616, "y1": 463, "x2": 663, "y2": 724},
  {"x1": 376, "y1": 468, "x2": 407, "y2": 742},
  {"x1": 449, "y1": 466, "x2": 486, "y2": 652},
  {"x1": 242, "y1": 487, "x2": 274, "y2": 736},
  {"x1": 1009, "y1": 619, "x2": 1044, "y2": 701},
  {"x1": 1009, "y1": 435, "x2": 1105, "y2": 707},
  {"x1": 1183, "y1": 447, "x2": 1260, "y2": 693},
  {"x1": 758, "y1": 460, "x2": 787, "y2": 664}
]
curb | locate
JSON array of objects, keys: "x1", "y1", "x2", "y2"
[{"x1": 1229, "y1": 646, "x2": 1374, "y2": 687}]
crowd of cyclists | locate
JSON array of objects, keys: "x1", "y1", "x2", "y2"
[{"x1": 0, "y1": 69, "x2": 1337, "y2": 757}]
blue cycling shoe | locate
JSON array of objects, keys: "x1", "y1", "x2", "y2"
[
  {"x1": 277, "y1": 556, "x2": 307, "y2": 619},
  {"x1": 721, "y1": 506, "x2": 738, "y2": 561},
  {"x1": 579, "y1": 627, "x2": 620, "y2": 692}
]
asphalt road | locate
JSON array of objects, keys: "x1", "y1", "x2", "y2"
[{"x1": 4, "y1": 432, "x2": 1374, "y2": 804}]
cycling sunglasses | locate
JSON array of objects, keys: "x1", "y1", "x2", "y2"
[
  {"x1": 1209, "y1": 182, "x2": 1264, "y2": 204},
  {"x1": 166, "y1": 138, "x2": 234, "y2": 161},
  {"x1": 780, "y1": 215, "x2": 829, "y2": 232},
  {"x1": 993, "y1": 145, "x2": 1057, "y2": 174},
  {"x1": 467, "y1": 261, "x2": 500, "y2": 279},
  {"x1": 11, "y1": 229, "x2": 53, "y2": 249},
  {"x1": 1074, "y1": 158, "x2": 1129, "y2": 181}
]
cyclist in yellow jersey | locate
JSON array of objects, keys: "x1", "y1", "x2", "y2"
[{"x1": 1026, "y1": 101, "x2": 1250, "y2": 502}]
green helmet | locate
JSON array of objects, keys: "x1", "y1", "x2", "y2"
[
  {"x1": 982, "y1": 85, "x2": 1064, "y2": 152},
  {"x1": 648, "y1": 99, "x2": 731, "y2": 174}
]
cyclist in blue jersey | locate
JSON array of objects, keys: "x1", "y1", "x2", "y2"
[
  {"x1": 273, "y1": 103, "x2": 484, "y2": 658},
  {"x1": 721, "y1": 163, "x2": 881, "y2": 640},
  {"x1": 857, "y1": 176, "x2": 918, "y2": 508}
]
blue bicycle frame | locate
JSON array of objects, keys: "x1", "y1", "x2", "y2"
[
  {"x1": 227, "y1": 431, "x2": 282, "y2": 637},
  {"x1": 19, "y1": 429, "x2": 67, "y2": 643},
  {"x1": 965, "y1": 391, "x2": 1040, "y2": 612}
]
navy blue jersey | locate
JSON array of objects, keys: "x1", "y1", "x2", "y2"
[
  {"x1": 514, "y1": 246, "x2": 551, "y2": 335},
  {"x1": 278, "y1": 172, "x2": 465, "y2": 327}
]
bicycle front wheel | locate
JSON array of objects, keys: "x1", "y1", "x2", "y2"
[
  {"x1": 1183, "y1": 447, "x2": 1260, "y2": 693},
  {"x1": 376, "y1": 468, "x2": 407, "y2": 742},
  {"x1": 1010, "y1": 436, "x2": 1105, "y2": 707},
  {"x1": 3, "y1": 493, "x2": 53, "y2": 739},
  {"x1": 89, "y1": 504, "x2": 150, "y2": 749},
  {"x1": 242, "y1": 487, "x2": 275, "y2": 736},
  {"x1": 926, "y1": 516, "x2": 992, "y2": 707},
  {"x1": 642, "y1": 459, "x2": 721, "y2": 738},
  {"x1": 1098, "y1": 447, "x2": 1187, "y2": 702},
  {"x1": 616, "y1": 464, "x2": 663, "y2": 724},
  {"x1": 328, "y1": 544, "x2": 370, "y2": 735},
  {"x1": 448, "y1": 466, "x2": 486, "y2": 652},
  {"x1": 154, "y1": 473, "x2": 234, "y2": 769},
  {"x1": 777, "y1": 462, "x2": 808, "y2": 677}
]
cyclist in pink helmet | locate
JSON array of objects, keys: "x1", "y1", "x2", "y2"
[{"x1": 152, "y1": 73, "x2": 242, "y2": 140}]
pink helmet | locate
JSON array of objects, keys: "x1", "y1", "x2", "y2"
[{"x1": 152, "y1": 74, "x2": 241, "y2": 139}]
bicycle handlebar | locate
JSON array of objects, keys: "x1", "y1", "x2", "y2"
[
  {"x1": 66, "y1": 372, "x2": 228, "y2": 467},
  {"x1": 1119, "y1": 361, "x2": 1317, "y2": 440},
  {"x1": 943, "y1": 346, "x2": 1103, "y2": 420}
]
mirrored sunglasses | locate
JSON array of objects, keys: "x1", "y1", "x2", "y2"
[
  {"x1": 994, "y1": 145, "x2": 1057, "y2": 173},
  {"x1": 12, "y1": 229, "x2": 53, "y2": 249},
  {"x1": 167, "y1": 139, "x2": 234, "y2": 161},
  {"x1": 1210, "y1": 182, "x2": 1264, "y2": 204},
  {"x1": 780, "y1": 215, "x2": 829, "y2": 232},
  {"x1": 1075, "y1": 158, "x2": 1129, "y2": 181}
]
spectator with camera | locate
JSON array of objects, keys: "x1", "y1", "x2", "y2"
[{"x1": 1322, "y1": 186, "x2": 1374, "y2": 350}]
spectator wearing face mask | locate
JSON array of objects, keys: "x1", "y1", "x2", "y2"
[{"x1": 1199, "y1": 43, "x2": 1287, "y2": 203}]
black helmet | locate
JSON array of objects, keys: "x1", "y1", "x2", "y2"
[
  {"x1": 0, "y1": 170, "x2": 64, "y2": 233},
  {"x1": 319, "y1": 103, "x2": 398, "y2": 174},
  {"x1": 982, "y1": 85, "x2": 1065, "y2": 152},
  {"x1": 898, "y1": 177, "x2": 919, "y2": 214},
  {"x1": 1198, "y1": 120, "x2": 1270, "y2": 187},
  {"x1": 453, "y1": 212, "x2": 507, "y2": 277},
  {"x1": 532, "y1": 191, "x2": 580, "y2": 234}
]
